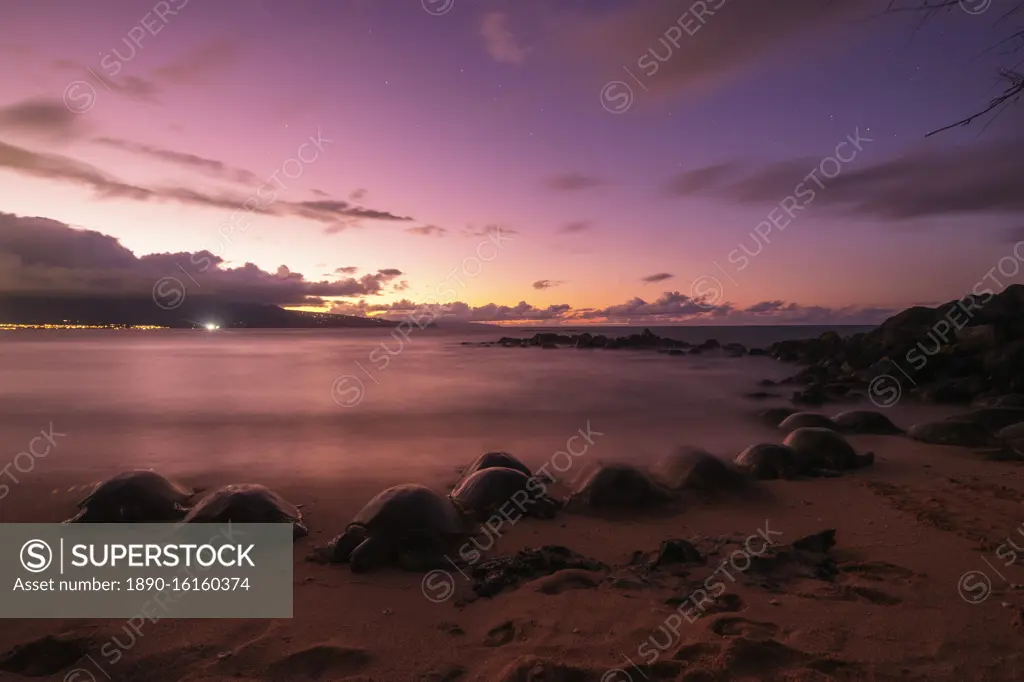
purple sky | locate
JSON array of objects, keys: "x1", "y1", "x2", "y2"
[{"x1": 1, "y1": 0, "x2": 1022, "y2": 324}]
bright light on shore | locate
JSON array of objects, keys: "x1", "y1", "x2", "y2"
[{"x1": 204, "y1": 323, "x2": 219, "y2": 331}]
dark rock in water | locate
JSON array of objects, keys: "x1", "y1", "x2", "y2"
[
  {"x1": 792, "y1": 529, "x2": 836, "y2": 553},
  {"x1": 745, "y1": 391, "x2": 781, "y2": 399},
  {"x1": 723, "y1": 342, "x2": 746, "y2": 357},
  {"x1": 758, "y1": 379, "x2": 777, "y2": 387},
  {"x1": 748, "y1": 347, "x2": 768, "y2": 356},
  {"x1": 575, "y1": 332, "x2": 594, "y2": 348},
  {"x1": 592, "y1": 334, "x2": 608, "y2": 348},
  {"x1": 0, "y1": 635, "x2": 91, "y2": 676},
  {"x1": 469, "y1": 546, "x2": 606, "y2": 598},
  {"x1": 908, "y1": 420, "x2": 998, "y2": 447},
  {"x1": 792, "y1": 385, "x2": 828, "y2": 406},
  {"x1": 653, "y1": 539, "x2": 702, "y2": 566},
  {"x1": 688, "y1": 347, "x2": 703, "y2": 355},
  {"x1": 668, "y1": 348, "x2": 685, "y2": 356},
  {"x1": 700, "y1": 338, "x2": 721, "y2": 350}
]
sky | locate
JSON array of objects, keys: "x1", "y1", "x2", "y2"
[{"x1": 1, "y1": 0, "x2": 1022, "y2": 325}]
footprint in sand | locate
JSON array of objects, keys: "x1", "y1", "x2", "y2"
[
  {"x1": 485, "y1": 620, "x2": 524, "y2": 647},
  {"x1": 840, "y1": 560, "x2": 920, "y2": 584},
  {"x1": 420, "y1": 663, "x2": 466, "y2": 681},
  {"x1": 0, "y1": 634, "x2": 91, "y2": 677},
  {"x1": 265, "y1": 644, "x2": 371, "y2": 680},
  {"x1": 710, "y1": 616, "x2": 780, "y2": 641}
]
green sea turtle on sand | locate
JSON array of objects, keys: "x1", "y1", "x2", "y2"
[
  {"x1": 778, "y1": 412, "x2": 839, "y2": 433},
  {"x1": 783, "y1": 427, "x2": 874, "y2": 472},
  {"x1": 734, "y1": 444, "x2": 803, "y2": 480},
  {"x1": 65, "y1": 470, "x2": 194, "y2": 523},
  {"x1": 183, "y1": 484, "x2": 307, "y2": 538},
  {"x1": 319, "y1": 484, "x2": 468, "y2": 572}
]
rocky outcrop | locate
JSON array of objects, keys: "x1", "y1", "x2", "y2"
[{"x1": 766, "y1": 285, "x2": 1024, "y2": 406}]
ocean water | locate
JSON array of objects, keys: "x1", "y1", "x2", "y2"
[{"x1": 0, "y1": 325, "x2": 942, "y2": 485}]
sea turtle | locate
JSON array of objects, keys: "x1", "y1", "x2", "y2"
[
  {"x1": 568, "y1": 464, "x2": 674, "y2": 510},
  {"x1": 320, "y1": 484, "x2": 468, "y2": 572},
  {"x1": 451, "y1": 467, "x2": 558, "y2": 519},
  {"x1": 778, "y1": 412, "x2": 839, "y2": 433},
  {"x1": 734, "y1": 444, "x2": 803, "y2": 480},
  {"x1": 831, "y1": 410, "x2": 904, "y2": 435},
  {"x1": 944, "y1": 408, "x2": 1024, "y2": 432},
  {"x1": 183, "y1": 484, "x2": 307, "y2": 538},
  {"x1": 783, "y1": 427, "x2": 874, "y2": 471},
  {"x1": 64, "y1": 470, "x2": 194, "y2": 523},
  {"x1": 652, "y1": 446, "x2": 749, "y2": 491},
  {"x1": 461, "y1": 451, "x2": 532, "y2": 478},
  {"x1": 907, "y1": 420, "x2": 998, "y2": 448}
]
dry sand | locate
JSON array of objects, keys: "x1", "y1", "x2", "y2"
[{"x1": 1, "y1": 435, "x2": 1023, "y2": 682}]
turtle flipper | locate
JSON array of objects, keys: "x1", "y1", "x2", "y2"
[
  {"x1": 855, "y1": 451, "x2": 875, "y2": 468},
  {"x1": 63, "y1": 507, "x2": 90, "y2": 523},
  {"x1": 350, "y1": 536, "x2": 398, "y2": 573},
  {"x1": 329, "y1": 525, "x2": 368, "y2": 563}
]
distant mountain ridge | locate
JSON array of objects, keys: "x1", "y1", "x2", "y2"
[{"x1": 0, "y1": 294, "x2": 401, "y2": 329}]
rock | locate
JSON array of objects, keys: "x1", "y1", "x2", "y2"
[
  {"x1": 745, "y1": 391, "x2": 781, "y2": 399},
  {"x1": 470, "y1": 546, "x2": 606, "y2": 598},
  {"x1": 748, "y1": 347, "x2": 768, "y2": 356},
  {"x1": 975, "y1": 394, "x2": 1024, "y2": 408},
  {"x1": 653, "y1": 539, "x2": 703, "y2": 566},
  {"x1": 791, "y1": 529, "x2": 836, "y2": 553}
]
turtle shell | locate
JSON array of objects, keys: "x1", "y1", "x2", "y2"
[
  {"x1": 79, "y1": 469, "x2": 192, "y2": 509},
  {"x1": 351, "y1": 484, "x2": 465, "y2": 538},
  {"x1": 734, "y1": 444, "x2": 801, "y2": 479},
  {"x1": 184, "y1": 484, "x2": 306, "y2": 536},
  {"x1": 652, "y1": 447, "x2": 746, "y2": 491},
  {"x1": 783, "y1": 427, "x2": 860, "y2": 470},
  {"x1": 462, "y1": 451, "x2": 531, "y2": 478},
  {"x1": 574, "y1": 464, "x2": 672, "y2": 508},
  {"x1": 68, "y1": 469, "x2": 193, "y2": 522},
  {"x1": 832, "y1": 410, "x2": 903, "y2": 435},
  {"x1": 451, "y1": 467, "x2": 531, "y2": 514},
  {"x1": 779, "y1": 412, "x2": 839, "y2": 433}
]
